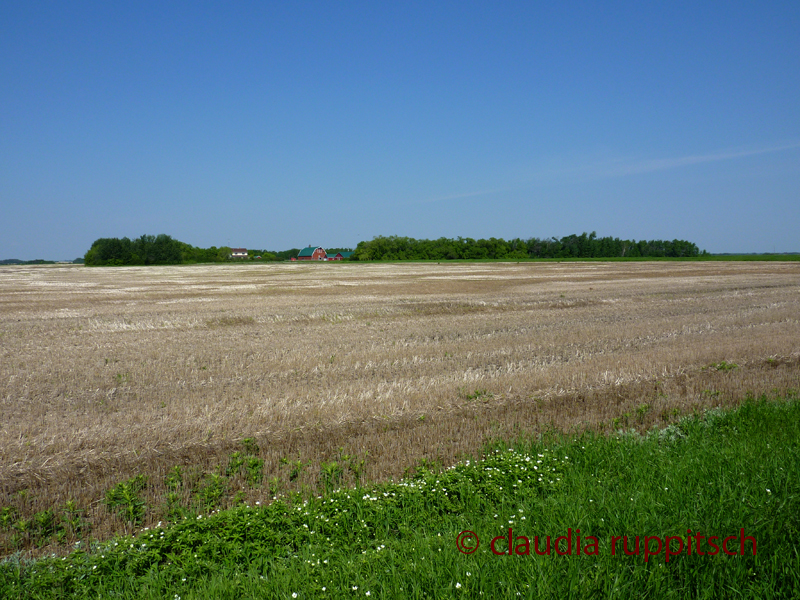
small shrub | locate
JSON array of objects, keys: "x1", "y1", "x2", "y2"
[
  {"x1": 197, "y1": 473, "x2": 227, "y2": 510},
  {"x1": 105, "y1": 475, "x2": 147, "y2": 525},
  {"x1": 11, "y1": 517, "x2": 31, "y2": 547},
  {"x1": 339, "y1": 449, "x2": 368, "y2": 484},
  {"x1": 164, "y1": 492, "x2": 187, "y2": 522},
  {"x1": 32, "y1": 510, "x2": 62, "y2": 544},
  {"x1": 0, "y1": 507, "x2": 17, "y2": 529},
  {"x1": 405, "y1": 457, "x2": 443, "y2": 478},
  {"x1": 242, "y1": 438, "x2": 259, "y2": 455},
  {"x1": 268, "y1": 476, "x2": 282, "y2": 496},
  {"x1": 460, "y1": 386, "x2": 493, "y2": 401},
  {"x1": 707, "y1": 361, "x2": 739, "y2": 372},
  {"x1": 281, "y1": 457, "x2": 309, "y2": 482},
  {"x1": 165, "y1": 466, "x2": 183, "y2": 490},
  {"x1": 319, "y1": 461, "x2": 344, "y2": 493},
  {"x1": 226, "y1": 451, "x2": 245, "y2": 477},
  {"x1": 245, "y1": 456, "x2": 264, "y2": 486}
]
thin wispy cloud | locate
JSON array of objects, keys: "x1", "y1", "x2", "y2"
[
  {"x1": 590, "y1": 141, "x2": 800, "y2": 178},
  {"x1": 418, "y1": 185, "x2": 521, "y2": 204},
  {"x1": 411, "y1": 141, "x2": 800, "y2": 207}
]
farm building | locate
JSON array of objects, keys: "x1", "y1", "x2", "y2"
[
  {"x1": 295, "y1": 247, "x2": 355, "y2": 261},
  {"x1": 230, "y1": 248, "x2": 248, "y2": 258},
  {"x1": 297, "y1": 246, "x2": 328, "y2": 261}
]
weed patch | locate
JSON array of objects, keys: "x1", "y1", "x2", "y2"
[
  {"x1": 104, "y1": 475, "x2": 147, "y2": 526},
  {"x1": 2, "y1": 395, "x2": 797, "y2": 598}
]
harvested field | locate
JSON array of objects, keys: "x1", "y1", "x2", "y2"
[{"x1": 1, "y1": 261, "x2": 799, "y2": 553}]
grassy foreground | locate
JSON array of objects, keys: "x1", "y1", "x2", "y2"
[{"x1": 2, "y1": 394, "x2": 799, "y2": 599}]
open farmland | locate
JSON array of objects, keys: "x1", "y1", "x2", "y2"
[{"x1": 1, "y1": 261, "x2": 799, "y2": 554}]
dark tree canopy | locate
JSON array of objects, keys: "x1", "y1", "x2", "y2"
[
  {"x1": 352, "y1": 232, "x2": 703, "y2": 261},
  {"x1": 84, "y1": 235, "x2": 231, "y2": 266}
]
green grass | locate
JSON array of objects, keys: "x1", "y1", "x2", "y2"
[
  {"x1": 2, "y1": 394, "x2": 799, "y2": 598},
  {"x1": 326, "y1": 254, "x2": 799, "y2": 263}
]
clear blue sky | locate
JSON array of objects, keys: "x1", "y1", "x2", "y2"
[{"x1": 2, "y1": 1, "x2": 798, "y2": 259}]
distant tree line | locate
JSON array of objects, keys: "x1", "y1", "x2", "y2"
[
  {"x1": 352, "y1": 232, "x2": 705, "y2": 261},
  {"x1": 82, "y1": 232, "x2": 704, "y2": 266},
  {"x1": 271, "y1": 248, "x2": 302, "y2": 260},
  {"x1": 0, "y1": 258, "x2": 58, "y2": 265},
  {"x1": 84, "y1": 235, "x2": 232, "y2": 266},
  {"x1": 243, "y1": 250, "x2": 283, "y2": 261}
]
